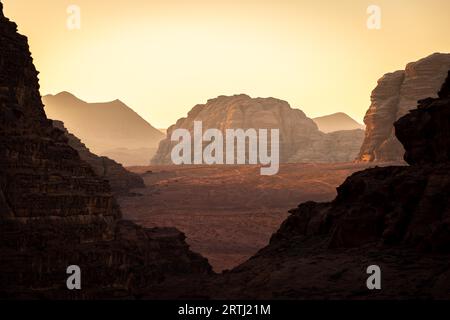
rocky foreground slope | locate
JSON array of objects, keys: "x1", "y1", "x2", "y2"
[
  {"x1": 52, "y1": 120, "x2": 144, "y2": 195},
  {"x1": 198, "y1": 71, "x2": 450, "y2": 299},
  {"x1": 358, "y1": 53, "x2": 450, "y2": 162},
  {"x1": 144, "y1": 71, "x2": 450, "y2": 299},
  {"x1": 0, "y1": 3, "x2": 211, "y2": 299},
  {"x1": 152, "y1": 95, "x2": 364, "y2": 164}
]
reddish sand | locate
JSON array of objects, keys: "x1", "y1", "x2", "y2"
[{"x1": 119, "y1": 163, "x2": 376, "y2": 272}]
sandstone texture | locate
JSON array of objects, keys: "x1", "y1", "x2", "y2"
[
  {"x1": 0, "y1": 4, "x2": 211, "y2": 299},
  {"x1": 43, "y1": 92, "x2": 165, "y2": 166},
  {"x1": 152, "y1": 95, "x2": 364, "y2": 164},
  {"x1": 359, "y1": 53, "x2": 450, "y2": 162},
  {"x1": 53, "y1": 120, "x2": 144, "y2": 195}
]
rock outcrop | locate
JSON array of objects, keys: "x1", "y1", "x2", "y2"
[
  {"x1": 395, "y1": 71, "x2": 450, "y2": 166},
  {"x1": 152, "y1": 95, "x2": 364, "y2": 164},
  {"x1": 288, "y1": 129, "x2": 365, "y2": 163},
  {"x1": 0, "y1": 3, "x2": 211, "y2": 299},
  {"x1": 358, "y1": 53, "x2": 450, "y2": 162},
  {"x1": 53, "y1": 120, "x2": 145, "y2": 195},
  {"x1": 43, "y1": 92, "x2": 165, "y2": 166},
  {"x1": 202, "y1": 71, "x2": 450, "y2": 299}
]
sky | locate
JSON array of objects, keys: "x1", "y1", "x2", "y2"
[{"x1": 3, "y1": 0, "x2": 450, "y2": 128}]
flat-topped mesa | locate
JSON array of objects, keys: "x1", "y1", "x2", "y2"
[
  {"x1": 395, "y1": 71, "x2": 450, "y2": 165},
  {"x1": 152, "y1": 94, "x2": 365, "y2": 165},
  {"x1": 0, "y1": 4, "x2": 211, "y2": 299}
]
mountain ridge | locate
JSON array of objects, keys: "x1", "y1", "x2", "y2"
[{"x1": 43, "y1": 91, "x2": 165, "y2": 166}]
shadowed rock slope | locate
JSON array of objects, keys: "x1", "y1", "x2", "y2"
[
  {"x1": 0, "y1": 3, "x2": 211, "y2": 299},
  {"x1": 203, "y1": 72, "x2": 450, "y2": 299},
  {"x1": 52, "y1": 120, "x2": 144, "y2": 195}
]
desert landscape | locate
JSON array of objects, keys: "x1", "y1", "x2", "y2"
[
  {"x1": 119, "y1": 162, "x2": 386, "y2": 271},
  {"x1": 2, "y1": 0, "x2": 450, "y2": 302}
]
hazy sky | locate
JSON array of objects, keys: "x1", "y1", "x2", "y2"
[{"x1": 3, "y1": 0, "x2": 450, "y2": 128}]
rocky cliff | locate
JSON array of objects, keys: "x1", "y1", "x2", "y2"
[
  {"x1": 0, "y1": 3, "x2": 211, "y2": 299},
  {"x1": 52, "y1": 120, "x2": 145, "y2": 195},
  {"x1": 152, "y1": 95, "x2": 364, "y2": 165},
  {"x1": 198, "y1": 71, "x2": 450, "y2": 299},
  {"x1": 359, "y1": 53, "x2": 450, "y2": 162}
]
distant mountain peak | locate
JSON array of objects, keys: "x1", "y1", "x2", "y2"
[
  {"x1": 313, "y1": 113, "x2": 364, "y2": 133},
  {"x1": 42, "y1": 91, "x2": 164, "y2": 166}
]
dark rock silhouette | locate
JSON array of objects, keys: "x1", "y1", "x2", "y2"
[
  {"x1": 396, "y1": 71, "x2": 450, "y2": 166},
  {"x1": 0, "y1": 3, "x2": 211, "y2": 299},
  {"x1": 53, "y1": 120, "x2": 145, "y2": 195},
  {"x1": 202, "y1": 71, "x2": 450, "y2": 299},
  {"x1": 358, "y1": 53, "x2": 450, "y2": 162}
]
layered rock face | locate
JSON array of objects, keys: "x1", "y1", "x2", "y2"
[
  {"x1": 206, "y1": 72, "x2": 450, "y2": 299},
  {"x1": 0, "y1": 4, "x2": 211, "y2": 299},
  {"x1": 359, "y1": 53, "x2": 450, "y2": 162},
  {"x1": 53, "y1": 120, "x2": 144, "y2": 195},
  {"x1": 152, "y1": 95, "x2": 364, "y2": 164}
]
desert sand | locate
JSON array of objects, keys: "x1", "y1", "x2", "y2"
[{"x1": 119, "y1": 162, "x2": 379, "y2": 272}]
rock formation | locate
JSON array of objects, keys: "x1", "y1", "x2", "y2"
[
  {"x1": 152, "y1": 95, "x2": 364, "y2": 164},
  {"x1": 53, "y1": 120, "x2": 145, "y2": 195},
  {"x1": 0, "y1": 3, "x2": 211, "y2": 299},
  {"x1": 200, "y1": 71, "x2": 450, "y2": 299},
  {"x1": 359, "y1": 53, "x2": 450, "y2": 162},
  {"x1": 288, "y1": 129, "x2": 365, "y2": 163},
  {"x1": 43, "y1": 92, "x2": 165, "y2": 166},
  {"x1": 313, "y1": 112, "x2": 365, "y2": 133}
]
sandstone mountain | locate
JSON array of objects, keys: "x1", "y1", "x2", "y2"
[
  {"x1": 152, "y1": 95, "x2": 364, "y2": 165},
  {"x1": 43, "y1": 92, "x2": 165, "y2": 166},
  {"x1": 0, "y1": 4, "x2": 211, "y2": 299},
  {"x1": 358, "y1": 53, "x2": 450, "y2": 162},
  {"x1": 313, "y1": 112, "x2": 365, "y2": 133},
  {"x1": 53, "y1": 120, "x2": 144, "y2": 195}
]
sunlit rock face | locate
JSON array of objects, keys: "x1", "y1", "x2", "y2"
[
  {"x1": 152, "y1": 94, "x2": 364, "y2": 165},
  {"x1": 358, "y1": 53, "x2": 450, "y2": 162}
]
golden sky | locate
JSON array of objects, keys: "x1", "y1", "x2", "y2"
[{"x1": 3, "y1": 0, "x2": 450, "y2": 128}]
